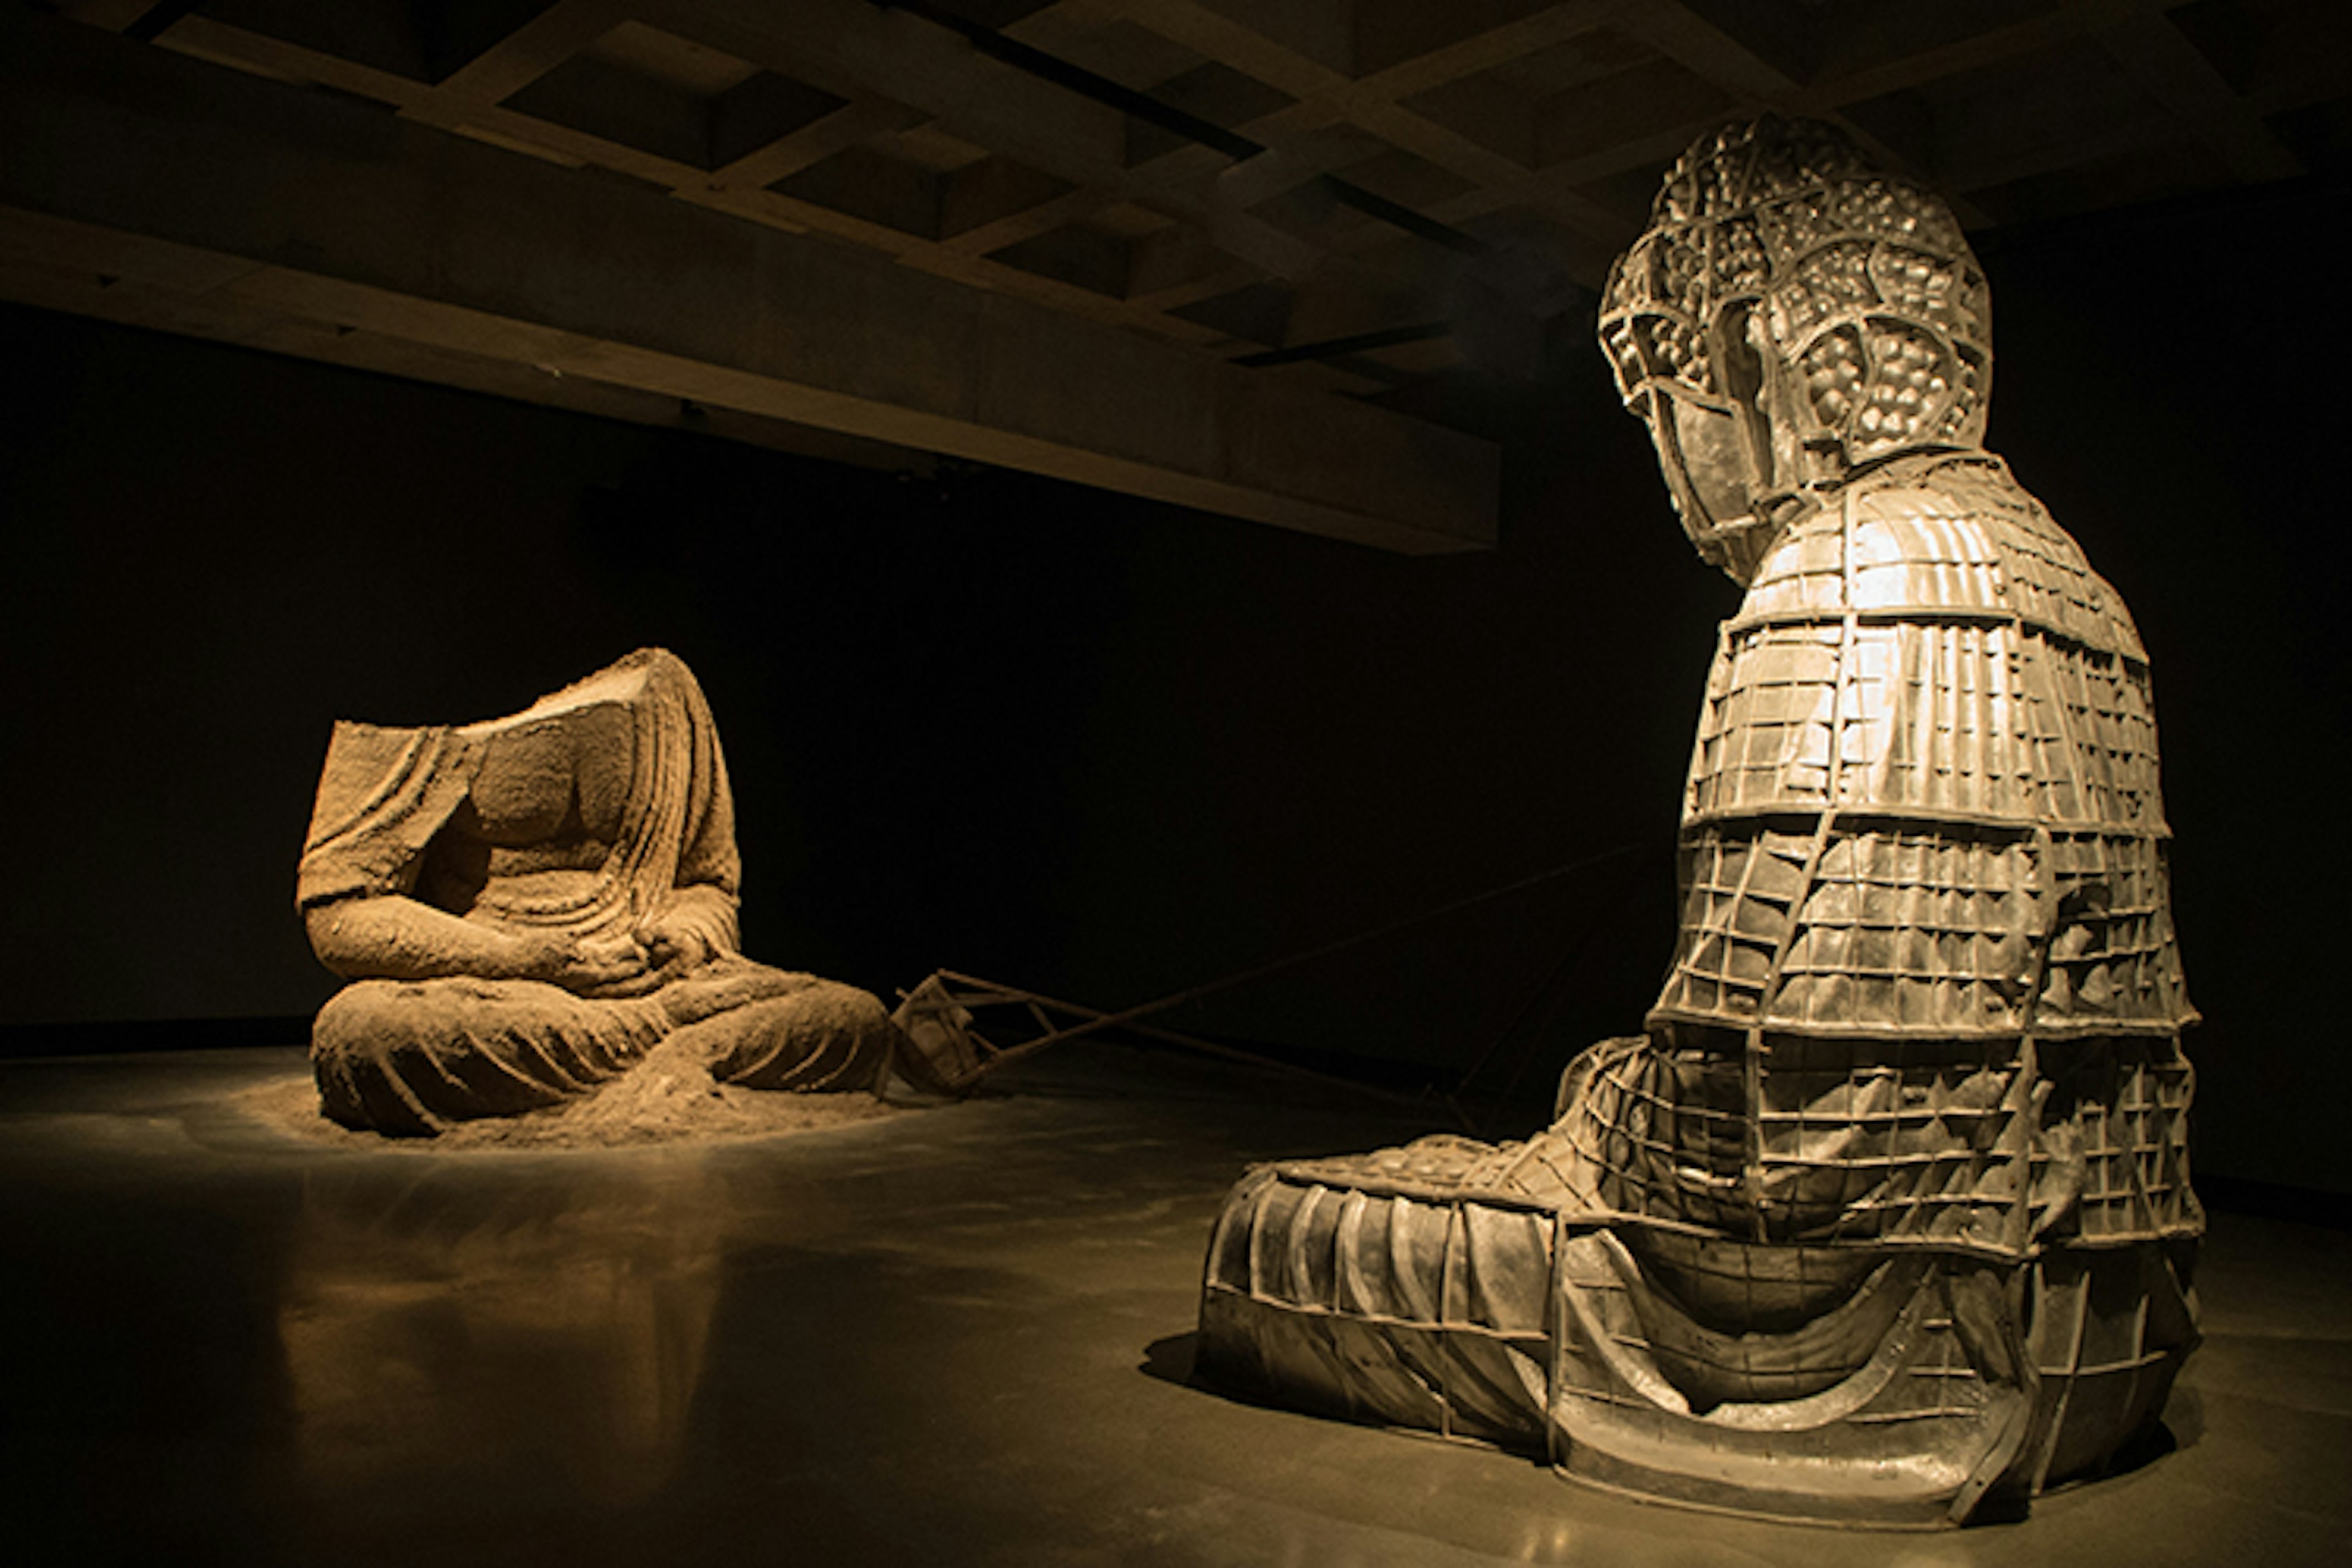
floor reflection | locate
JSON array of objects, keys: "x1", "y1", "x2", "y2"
[
  {"x1": 5, "y1": 1048, "x2": 2342, "y2": 1567},
  {"x1": 277, "y1": 1155, "x2": 733, "y2": 1505}
]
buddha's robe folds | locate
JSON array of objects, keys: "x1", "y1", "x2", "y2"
[
  {"x1": 298, "y1": 649, "x2": 899, "y2": 1136},
  {"x1": 1197, "y1": 457, "x2": 2202, "y2": 1524}
]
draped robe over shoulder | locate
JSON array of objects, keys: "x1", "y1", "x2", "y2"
[
  {"x1": 301, "y1": 649, "x2": 740, "y2": 957},
  {"x1": 298, "y1": 649, "x2": 900, "y2": 1136}
]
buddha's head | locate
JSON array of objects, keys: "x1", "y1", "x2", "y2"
[{"x1": 1599, "y1": 116, "x2": 1992, "y2": 581}]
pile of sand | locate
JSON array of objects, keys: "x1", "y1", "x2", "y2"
[{"x1": 239, "y1": 1038, "x2": 900, "y2": 1150}]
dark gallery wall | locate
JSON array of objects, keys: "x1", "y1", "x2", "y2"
[
  {"x1": 0, "y1": 293, "x2": 1710, "y2": 1095},
  {"x1": 1, "y1": 172, "x2": 2344, "y2": 1192},
  {"x1": 1971, "y1": 180, "x2": 2352, "y2": 1200}
]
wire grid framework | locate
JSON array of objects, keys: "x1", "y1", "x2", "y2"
[
  {"x1": 1194, "y1": 115, "x2": 2203, "y2": 1522},
  {"x1": 1191, "y1": 451, "x2": 2205, "y2": 1518},
  {"x1": 1202, "y1": 1156, "x2": 2199, "y2": 1520},
  {"x1": 1597, "y1": 116, "x2": 1994, "y2": 467},
  {"x1": 1197, "y1": 1157, "x2": 2205, "y2": 1523},
  {"x1": 1547, "y1": 1228, "x2": 2008, "y2": 1441},
  {"x1": 1568, "y1": 449, "x2": 2201, "y2": 1255},
  {"x1": 1199, "y1": 1155, "x2": 1555, "y2": 1451}
]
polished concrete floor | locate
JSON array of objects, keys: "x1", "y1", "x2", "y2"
[{"x1": 2, "y1": 1042, "x2": 2345, "y2": 1567}]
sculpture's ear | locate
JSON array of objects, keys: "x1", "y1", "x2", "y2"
[{"x1": 1716, "y1": 300, "x2": 1804, "y2": 503}]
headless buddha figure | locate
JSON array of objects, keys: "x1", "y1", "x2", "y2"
[
  {"x1": 1196, "y1": 118, "x2": 2201, "y2": 1526},
  {"x1": 299, "y1": 648, "x2": 927, "y2": 1136}
]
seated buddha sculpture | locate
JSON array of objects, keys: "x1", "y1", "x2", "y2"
[
  {"x1": 298, "y1": 648, "x2": 939, "y2": 1136},
  {"x1": 1196, "y1": 118, "x2": 2201, "y2": 1526}
]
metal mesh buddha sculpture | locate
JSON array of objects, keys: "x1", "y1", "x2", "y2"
[{"x1": 1194, "y1": 116, "x2": 2201, "y2": 1526}]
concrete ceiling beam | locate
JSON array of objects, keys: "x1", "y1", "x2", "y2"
[{"x1": 0, "y1": 9, "x2": 1494, "y2": 555}]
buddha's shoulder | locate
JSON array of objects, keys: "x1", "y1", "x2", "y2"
[
  {"x1": 1776, "y1": 453, "x2": 2067, "y2": 552},
  {"x1": 1741, "y1": 455, "x2": 2146, "y2": 660}
]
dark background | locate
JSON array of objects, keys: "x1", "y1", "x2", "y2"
[{"x1": 3, "y1": 175, "x2": 2343, "y2": 1192}]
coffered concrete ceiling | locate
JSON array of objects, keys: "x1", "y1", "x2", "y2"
[{"x1": 4, "y1": 1, "x2": 2345, "y2": 551}]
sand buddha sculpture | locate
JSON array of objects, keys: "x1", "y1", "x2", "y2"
[
  {"x1": 299, "y1": 648, "x2": 941, "y2": 1136},
  {"x1": 1196, "y1": 118, "x2": 2201, "y2": 1525}
]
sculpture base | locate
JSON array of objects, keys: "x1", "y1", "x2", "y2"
[
  {"x1": 252, "y1": 1036, "x2": 902, "y2": 1150},
  {"x1": 1199, "y1": 1153, "x2": 2197, "y2": 1527}
]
